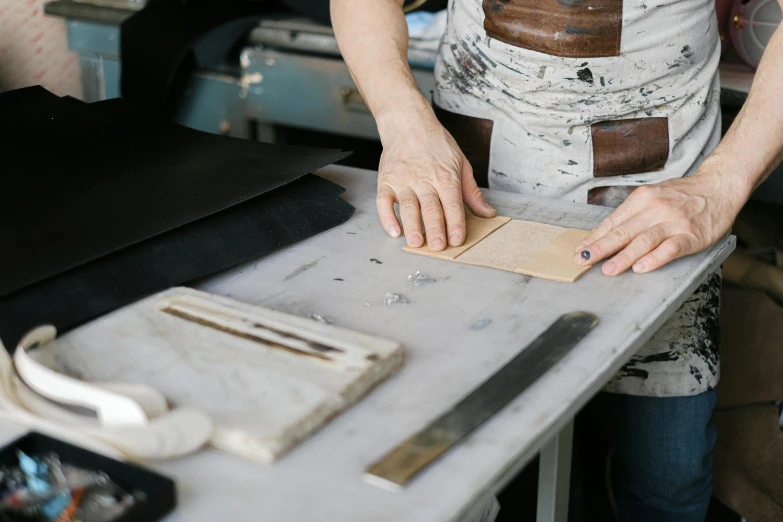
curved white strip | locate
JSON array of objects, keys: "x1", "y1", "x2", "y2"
[
  {"x1": 0, "y1": 339, "x2": 124, "y2": 458},
  {"x1": 86, "y1": 408, "x2": 214, "y2": 461},
  {"x1": 13, "y1": 376, "x2": 100, "y2": 426},
  {"x1": 93, "y1": 383, "x2": 169, "y2": 418},
  {"x1": 14, "y1": 326, "x2": 149, "y2": 426},
  {"x1": 4, "y1": 328, "x2": 213, "y2": 460}
]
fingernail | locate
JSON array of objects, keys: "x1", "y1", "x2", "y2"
[
  {"x1": 410, "y1": 233, "x2": 422, "y2": 246},
  {"x1": 430, "y1": 236, "x2": 444, "y2": 249},
  {"x1": 633, "y1": 261, "x2": 646, "y2": 273},
  {"x1": 574, "y1": 250, "x2": 590, "y2": 264},
  {"x1": 575, "y1": 242, "x2": 587, "y2": 253},
  {"x1": 388, "y1": 226, "x2": 400, "y2": 238},
  {"x1": 603, "y1": 261, "x2": 617, "y2": 274},
  {"x1": 449, "y1": 232, "x2": 462, "y2": 245}
]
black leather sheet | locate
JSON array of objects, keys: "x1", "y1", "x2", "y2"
[
  {"x1": 0, "y1": 87, "x2": 354, "y2": 348},
  {"x1": 0, "y1": 175, "x2": 353, "y2": 349},
  {"x1": 1, "y1": 87, "x2": 349, "y2": 297}
]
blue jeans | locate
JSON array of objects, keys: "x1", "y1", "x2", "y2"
[{"x1": 600, "y1": 390, "x2": 718, "y2": 522}]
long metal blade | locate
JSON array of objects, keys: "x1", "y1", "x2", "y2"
[{"x1": 364, "y1": 311, "x2": 599, "y2": 490}]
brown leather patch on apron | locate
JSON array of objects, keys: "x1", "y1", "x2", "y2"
[
  {"x1": 587, "y1": 186, "x2": 637, "y2": 208},
  {"x1": 433, "y1": 104, "x2": 494, "y2": 188},
  {"x1": 591, "y1": 118, "x2": 670, "y2": 178},
  {"x1": 483, "y1": 0, "x2": 623, "y2": 58}
]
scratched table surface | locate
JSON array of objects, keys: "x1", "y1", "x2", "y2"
[{"x1": 0, "y1": 165, "x2": 735, "y2": 522}]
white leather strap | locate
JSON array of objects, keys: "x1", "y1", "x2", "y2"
[
  {"x1": 2, "y1": 330, "x2": 213, "y2": 460},
  {"x1": 14, "y1": 326, "x2": 149, "y2": 426}
]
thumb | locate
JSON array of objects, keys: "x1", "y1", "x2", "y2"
[{"x1": 461, "y1": 157, "x2": 496, "y2": 218}]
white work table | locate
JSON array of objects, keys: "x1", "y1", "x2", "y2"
[{"x1": 0, "y1": 165, "x2": 735, "y2": 522}]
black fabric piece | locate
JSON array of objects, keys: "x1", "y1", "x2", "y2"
[
  {"x1": 0, "y1": 174, "x2": 354, "y2": 350},
  {"x1": 0, "y1": 86, "x2": 348, "y2": 297}
]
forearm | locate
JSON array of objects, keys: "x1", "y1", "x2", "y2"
[
  {"x1": 700, "y1": 23, "x2": 783, "y2": 204},
  {"x1": 331, "y1": 0, "x2": 434, "y2": 136}
]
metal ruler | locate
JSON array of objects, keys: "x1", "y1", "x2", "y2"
[{"x1": 364, "y1": 311, "x2": 599, "y2": 490}]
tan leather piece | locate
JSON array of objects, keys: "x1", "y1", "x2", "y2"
[
  {"x1": 733, "y1": 201, "x2": 783, "y2": 250},
  {"x1": 404, "y1": 215, "x2": 592, "y2": 283},
  {"x1": 713, "y1": 405, "x2": 783, "y2": 522},
  {"x1": 483, "y1": 0, "x2": 623, "y2": 58},
  {"x1": 717, "y1": 286, "x2": 783, "y2": 408},
  {"x1": 723, "y1": 252, "x2": 783, "y2": 303},
  {"x1": 433, "y1": 104, "x2": 494, "y2": 188},
  {"x1": 457, "y1": 220, "x2": 567, "y2": 271},
  {"x1": 402, "y1": 212, "x2": 511, "y2": 260},
  {"x1": 591, "y1": 118, "x2": 670, "y2": 178},
  {"x1": 516, "y1": 228, "x2": 592, "y2": 282},
  {"x1": 587, "y1": 186, "x2": 637, "y2": 208}
]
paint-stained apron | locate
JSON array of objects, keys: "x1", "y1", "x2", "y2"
[{"x1": 434, "y1": 0, "x2": 722, "y2": 397}]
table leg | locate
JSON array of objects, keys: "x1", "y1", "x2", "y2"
[{"x1": 536, "y1": 420, "x2": 574, "y2": 522}]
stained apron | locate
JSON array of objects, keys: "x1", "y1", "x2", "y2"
[{"x1": 434, "y1": 0, "x2": 722, "y2": 396}]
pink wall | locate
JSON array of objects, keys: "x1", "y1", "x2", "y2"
[{"x1": 0, "y1": 0, "x2": 82, "y2": 98}]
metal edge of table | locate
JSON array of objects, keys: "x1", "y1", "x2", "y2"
[{"x1": 450, "y1": 235, "x2": 736, "y2": 522}]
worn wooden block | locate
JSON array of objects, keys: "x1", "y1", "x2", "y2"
[{"x1": 33, "y1": 288, "x2": 404, "y2": 464}]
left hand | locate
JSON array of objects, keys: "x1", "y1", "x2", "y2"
[{"x1": 573, "y1": 172, "x2": 747, "y2": 276}]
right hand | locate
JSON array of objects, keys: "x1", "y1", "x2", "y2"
[{"x1": 375, "y1": 108, "x2": 496, "y2": 251}]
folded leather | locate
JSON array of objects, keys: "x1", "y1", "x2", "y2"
[
  {"x1": 0, "y1": 175, "x2": 355, "y2": 349},
  {"x1": 1, "y1": 87, "x2": 350, "y2": 297},
  {"x1": 0, "y1": 87, "x2": 354, "y2": 347}
]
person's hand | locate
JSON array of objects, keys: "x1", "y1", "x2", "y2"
[
  {"x1": 572, "y1": 171, "x2": 748, "y2": 275},
  {"x1": 375, "y1": 109, "x2": 496, "y2": 251}
]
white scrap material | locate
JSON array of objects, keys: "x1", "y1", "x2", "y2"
[
  {"x1": 407, "y1": 271, "x2": 436, "y2": 287},
  {"x1": 383, "y1": 293, "x2": 409, "y2": 306},
  {"x1": 309, "y1": 313, "x2": 335, "y2": 325}
]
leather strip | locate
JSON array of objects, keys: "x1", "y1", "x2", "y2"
[
  {"x1": 14, "y1": 326, "x2": 150, "y2": 426},
  {"x1": 591, "y1": 118, "x2": 670, "y2": 178},
  {"x1": 433, "y1": 104, "x2": 494, "y2": 188},
  {"x1": 483, "y1": 0, "x2": 623, "y2": 58}
]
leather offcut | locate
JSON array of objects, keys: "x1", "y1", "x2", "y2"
[
  {"x1": 591, "y1": 117, "x2": 670, "y2": 178},
  {"x1": 483, "y1": 0, "x2": 623, "y2": 58}
]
